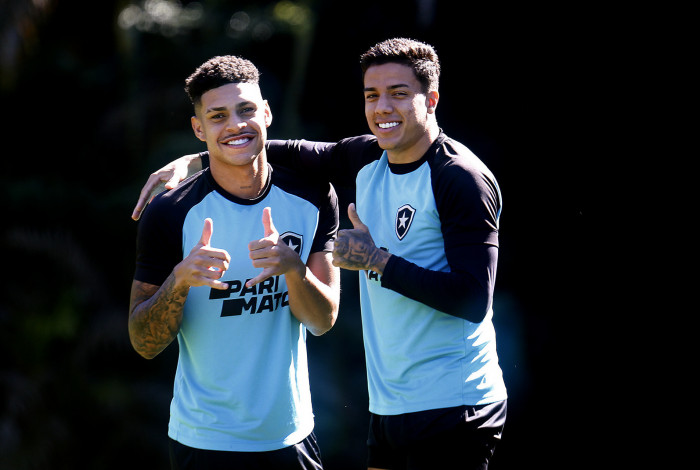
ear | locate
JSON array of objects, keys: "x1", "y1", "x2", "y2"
[
  {"x1": 191, "y1": 115, "x2": 206, "y2": 142},
  {"x1": 426, "y1": 90, "x2": 439, "y2": 114},
  {"x1": 263, "y1": 100, "x2": 273, "y2": 128}
]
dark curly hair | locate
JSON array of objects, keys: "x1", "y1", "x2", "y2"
[
  {"x1": 185, "y1": 55, "x2": 260, "y2": 106},
  {"x1": 359, "y1": 38, "x2": 440, "y2": 93}
]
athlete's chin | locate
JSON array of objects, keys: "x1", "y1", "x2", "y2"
[
  {"x1": 228, "y1": 155, "x2": 260, "y2": 167},
  {"x1": 210, "y1": 150, "x2": 259, "y2": 168},
  {"x1": 373, "y1": 135, "x2": 398, "y2": 151}
]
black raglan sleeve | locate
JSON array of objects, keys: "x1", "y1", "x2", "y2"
[
  {"x1": 309, "y1": 181, "x2": 339, "y2": 254},
  {"x1": 202, "y1": 136, "x2": 381, "y2": 192},
  {"x1": 133, "y1": 191, "x2": 185, "y2": 286},
  {"x1": 380, "y1": 155, "x2": 501, "y2": 323},
  {"x1": 265, "y1": 136, "x2": 380, "y2": 191}
]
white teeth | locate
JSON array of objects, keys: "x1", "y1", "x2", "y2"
[
  {"x1": 378, "y1": 122, "x2": 399, "y2": 129},
  {"x1": 225, "y1": 137, "x2": 251, "y2": 145}
]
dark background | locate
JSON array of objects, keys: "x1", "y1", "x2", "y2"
[{"x1": 1, "y1": 1, "x2": 599, "y2": 468}]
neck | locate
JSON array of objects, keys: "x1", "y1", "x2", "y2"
[
  {"x1": 210, "y1": 155, "x2": 269, "y2": 199},
  {"x1": 386, "y1": 123, "x2": 440, "y2": 164}
]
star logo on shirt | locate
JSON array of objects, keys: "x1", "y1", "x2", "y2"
[
  {"x1": 280, "y1": 232, "x2": 303, "y2": 255},
  {"x1": 395, "y1": 204, "x2": 416, "y2": 241}
]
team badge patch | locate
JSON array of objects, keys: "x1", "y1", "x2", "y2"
[
  {"x1": 395, "y1": 204, "x2": 416, "y2": 241},
  {"x1": 280, "y1": 232, "x2": 303, "y2": 255}
]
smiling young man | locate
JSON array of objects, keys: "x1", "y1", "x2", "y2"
[
  {"x1": 314, "y1": 39, "x2": 507, "y2": 470},
  {"x1": 129, "y1": 55, "x2": 340, "y2": 469},
  {"x1": 133, "y1": 39, "x2": 507, "y2": 470}
]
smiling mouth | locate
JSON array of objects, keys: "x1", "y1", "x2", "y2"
[
  {"x1": 377, "y1": 122, "x2": 400, "y2": 129},
  {"x1": 222, "y1": 135, "x2": 252, "y2": 146}
]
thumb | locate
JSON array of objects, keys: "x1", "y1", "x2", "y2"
[
  {"x1": 262, "y1": 207, "x2": 278, "y2": 238},
  {"x1": 347, "y1": 203, "x2": 368, "y2": 231},
  {"x1": 200, "y1": 218, "x2": 213, "y2": 246}
]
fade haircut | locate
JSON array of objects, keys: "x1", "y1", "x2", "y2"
[
  {"x1": 359, "y1": 38, "x2": 440, "y2": 93},
  {"x1": 185, "y1": 55, "x2": 260, "y2": 106}
]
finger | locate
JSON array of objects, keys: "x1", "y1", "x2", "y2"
[
  {"x1": 195, "y1": 249, "x2": 230, "y2": 271},
  {"x1": 200, "y1": 218, "x2": 213, "y2": 247},
  {"x1": 164, "y1": 176, "x2": 180, "y2": 190},
  {"x1": 248, "y1": 238, "x2": 275, "y2": 255},
  {"x1": 246, "y1": 269, "x2": 272, "y2": 288},
  {"x1": 347, "y1": 203, "x2": 368, "y2": 231},
  {"x1": 131, "y1": 174, "x2": 166, "y2": 221},
  {"x1": 184, "y1": 245, "x2": 231, "y2": 279},
  {"x1": 131, "y1": 182, "x2": 154, "y2": 221},
  {"x1": 131, "y1": 203, "x2": 145, "y2": 221},
  {"x1": 197, "y1": 275, "x2": 230, "y2": 290},
  {"x1": 261, "y1": 207, "x2": 278, "y2": 238},
  {"x1": 203, "y1": 264, "x2": 230, "y2": 278},
  {"x1": 165, "y1": 165, "x2": 189, "y2": 189},
  {"x1": 210, "y1": 280, "x2": 230, "y2": 290}
]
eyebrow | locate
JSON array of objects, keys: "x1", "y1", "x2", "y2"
[
  {"x1": 204, "y1": 106, "x2": 228, "y2": 113},
  {"x1": 363, "y1": 84, "x2": 410, "y2": 92},
  {"x1": 204, "y1": 101, "x2": 256, "y2": 114}
]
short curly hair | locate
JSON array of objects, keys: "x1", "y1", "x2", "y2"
[
  {"x1": 185, "y1": 55, "x2": 260, "y2": 106},
  {"x1": 360, "y1": 38, "x2": 440, "y2": 93}
]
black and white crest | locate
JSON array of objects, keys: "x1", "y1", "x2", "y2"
[
  {"x1": 395, "y1": 204, "x2": 416, "y2": 241},
  {"x1": 280, "y1": 232, "x2": 303, "y2": 255}
]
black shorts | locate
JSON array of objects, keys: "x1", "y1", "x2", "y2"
[
  {"x1": 168, "y1": 433, "x2": 323, "y2": 470},
  {"x1": 366, "y1": 400, "x2": 506, "y2": 470}
]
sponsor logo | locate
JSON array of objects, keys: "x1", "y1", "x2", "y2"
[
  {"x1": 207, "y1": 230, "x2": 302, "y2": 317},
  {"x1": 209, "y1": 275, "x2": 288, "y2": 317}
]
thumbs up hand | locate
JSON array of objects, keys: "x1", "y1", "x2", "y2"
[
  {"x1": 333, "y1": 203, "x2": 389, "y2": 273},
  {"x1": 247, "y1": 207, "x2": 304, "y2": 288},
  {"x1": 173, "y1": 218, "x2": 231, "y2": 290}
]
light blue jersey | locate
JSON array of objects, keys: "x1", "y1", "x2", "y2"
[
  {"x1": 135, "y1": 165, "x2": 338, "y2": 451},
  {"x1": 353, "y1": 141, "x2": 507, "y2": 415},
  {"x1": 268, "y1": 133, "x2": 507, "y2": 416}
]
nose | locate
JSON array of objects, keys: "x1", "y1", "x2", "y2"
[
  {"x1": 374, "y1": 94, "x2": 393, "y2": 114},
  {"x1": 225, "y1": 114, "x2": 247, "y2": 132}
]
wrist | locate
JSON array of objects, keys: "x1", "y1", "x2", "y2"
[
  {"x1": 171, "y1": 264, "x2": 193, "y2": 291},
  {"x1": 368, "y1": 249, "x2": 390, "y2": 274},
  {"x1": 286, "y1": 257, "x2": 308, "y2": 283}
]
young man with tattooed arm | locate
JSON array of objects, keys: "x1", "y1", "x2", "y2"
[
  {"x1": 130, "y1": 55, "x2": 339, "y2": 470},
  {"x1": 134, "y1": 39, "x2": 507, "y2": 470}
]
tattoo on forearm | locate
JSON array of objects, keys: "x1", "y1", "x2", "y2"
[{"x1": 129, "y1": 275, "x2": 188, "y2": 357}]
